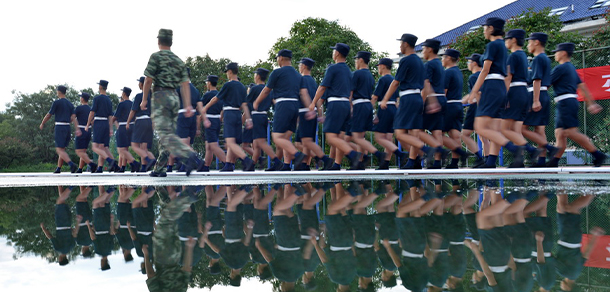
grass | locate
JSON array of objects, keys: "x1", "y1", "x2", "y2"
[{"x1": 0, "y1": 163, "x2": 57, "y2": 173}]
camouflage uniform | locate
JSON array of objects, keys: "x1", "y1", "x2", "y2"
[
  {"x1": 144, "y1": 39, "x2": 194, "y2": 174},
  {"x1": 146, "y1": 193, "x2": 195, "y2": 292}
]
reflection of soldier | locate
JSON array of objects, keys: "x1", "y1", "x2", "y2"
[
  {"x1": 86, "y1": 186, "x2": 116, "y2": 271},
  {"x1": 202, "y1": 186, "x2": 225, "y2": 275},
  {"x1": 40, "y1": 186, "x2": 79, "y2": 266},
  {"x1": 297, "y1": 183, "x2": 326, "y2": 290},
  {"x1": 374, "y1": 181, "x2": 400, "y2": 289},
  {"x1": 75, "y1": 186, "x2": 94, "y2": 257},
  {"x1": 115, "y1": 186, "x2": 136, "y2": 262},
  {"x1": 142, "y1": 190, "x2": 198, "y2": 292},
  {"x1": 250, "y1": 185, "x2": 277, "y2": 280},
  {"x1": 130, "y1": 186, "x2": 156, "y2": 272},
  {"x1": 177, "y1": 202, "x2": 204, "y2": 268},
  {"x1": 524, "y1": 188, "x2": 555, "y2": 292}
]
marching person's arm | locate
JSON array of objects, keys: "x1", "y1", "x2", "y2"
[
  {"x1": 126, "y1": 110, "x2": 135, "y2": 130},
  {"x1": 127, "y1": 221, "x2": 137, "y2": 241},
  {"x1": 142, "y1": 244, "x2": 156, "y2": 279},
  {"x1": 310, "y1": 236, "x2": 328, "y2": 263},
  {"x1": 40, "y1": 223, "x2": 53, "y2": 239},
  {"x1": 253, "y1": 87, "x2": 272, "y2": 111},
  {"x1": 72, "y1": 215, "x2": 83, "y2": 238},
  {"x1": 309, "y1": 86, "x2": 327, "y2": 111},
  {"x1": 535, "y1": 231, "x2": 546, "y2": 264},
  {"x1": 255, "y1": 238, "x2": 274, "y2": 263},
  {"x1": 40, "y1": 113, "x2": 52, "y2": 130},
  {"x1": 382, "y1": 239, "x2": 402, "y2": 268},
  {"x1": 182, "y1": 237, "x2": 196, "y2": 272},
  {"x1": 180, "y1": 81, "x2": 193, "y2": 118},
  {"x1": 241, "y1": 102, "x2": 252, "y2": 130},
  {"x1": 469, "y1": 60, "x2": 492, "y2": 104},
  {"x1": 578, "y1": 83, "x2": 602, "y2": 114},
  {"x1": 380, "y1": 80, "x2": 399, "y2": 110},
  {"x1": 86, "y1": 220, "x2": 96, "y2": 241},
  {"x1": 465, "y1": 240, "x2": 497, "y2": 286},
  {"x1": 583, "y1": 227, "x2": 605, "y2": 259},
  {"x1": 504, "y1": 65, "x2": 512, "y2": 92},
  {"x1": 71, "y1": 113, "x2": 81, "y2": 136},
  {"x1": 141, "y1": 77, "x2": 153, "y2": 111}
]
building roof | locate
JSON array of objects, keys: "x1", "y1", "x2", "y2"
[{"x1": 415, "y1": 0, "x2": 608, "y2": 50}]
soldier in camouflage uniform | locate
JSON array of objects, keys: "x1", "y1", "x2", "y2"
[
  {"x1": 143, "y1": 188, "x2": 198, "y2": 292},
  {"x1": 141, "y1": 28, "x2": 199, "y2": 177}
]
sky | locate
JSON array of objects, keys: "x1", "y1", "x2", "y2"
[{"x1": 0, "y1": 0, "x2": 516, "y2": 112}]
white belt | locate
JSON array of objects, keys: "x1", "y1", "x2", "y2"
[
  {"x1": 178, "y1": 109, "x2": 196, "y2": 113},
  {"x1": 554, "y1": 94, "x2": 578, "y2": 102},
  {"x1": 327, "y1": 97, "x2": 349, "y2": 102},
  {"x1": 355, "y1": 242, "x2": 374, "y2": 249},
  {"x1": 531, "y1": 251, "x2": 551, "y2": 257},
  {"x1": 207, "y1": 230, "x2": 223, "y2": 235},
  {"x1": 251, "y1": 111, "x2": 267, "y2": 115},
  {"x1": 330, "y1": 246, "x2": 352, "y2": 251},
  {"x1": 450, "y1": 241, "x2": 464, "y2": 245},
  {"x1": 402, "y1": 250, "x2": 424, "y2": 258},
  {"x1": 96, "y1": 231, "x2": 109, "y2": 235},
  {"x1": 94, "y1": 117, "x2": 108, "y2": 120},
  {"x1": 136, "y1": 115, "x2": 150, "y2": 120},
  {"x1": 56, "y1": 226, "x2": 71, "y2": 230},
  {"x1": 119, "y1": 225, "x2": 129, "y2": 229},
  {"x1": 206, "y1": 114, "x2": 221, "y2": 118},
  {"x1": 78, "y1": 125, "x2": 87, "y2": 129},
  {"x1": 431, "y1": 249, "x2": 449, "y2": 253},
  {"x1": 447, "y1": 100, "x2": 462, "y2": 104},
  {"x1": 55, "y1": 122, "x2": 70, "y2": 126},
  {"x1": 223, "y1": 106, "x2": 240, "y2": 111},
  {"x1": 225, "y1": 239, "x2": 241, "y2": 243},
  {"x1": 352, "y1": 99, "x2": 371, "y2": 105},
  {"x1": 300, "y1": 235, "x2": 319, "y2": 240},
  {"x1": 513, "y1": 258, "x2": 531, "y2": 263},
  {"x1": 388, "y1": 240, "x2": 398, "y2": 245},
  {"x1": 485, "y1": 73, "x2": 505, "y2": 80},
  {"x1": 277, "y1": 245, "x2": 300, "y2": 251},
  {"x1": 557, "y1": 240, "x2": 581, "y2": 248},
  {"x1": 253, "y1": 234, "x2": 269, "y2": 238},
  {"x1": 527, "y1": 86, "x2": 548, "y2": 92},
  {"x1": 385, "y1": 101, "x2": 396, "y2": 105},
  {"x1": 179, "y1": 236, "x2": 198, "y2": 242},
  {"x1": 428, "y1": 93, "x2": 445, "y2": 97},
  {"x1": 509, "y1": 82, "x2": 528, "y2": 87},
  {"x1": 137, "y1": 231, "x2": 152, "y2": 236},
  {"x1": 488, "y1": 265, "x2": 509, "y2": 273},
  {"x1": 399, "y1": 89, "x2": 421, "y2": 96},
  {"x1": 118, "y1": 122, "x2": 127, "y2": 126},
  {"x1": 299, "y1": 108, "x2": 310, "y2": 113},
  {"x1": 275, "y1": 98, "x2": 298, "y2": 103},
  {"x1": 79, "y1": 223, "x2": 87, "y2": 226}
]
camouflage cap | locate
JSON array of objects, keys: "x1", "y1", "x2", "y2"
[{"x1": 157, "y1": 29, "x2": 173, "y2": 39}]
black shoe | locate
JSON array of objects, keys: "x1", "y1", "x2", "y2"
[
  {"x1": 145, "y1": 159, "x2": 157, "y2": 172},
  {"x1": 326, "y1": 163, "x2": 341, "y2": 171},
  {"x1": 414, "y1": 156, "x2": 423, "y2": 169},
  {"x1": 75, "y1": 168, "x2": 83, "y2": 173},
  {"x1": 593, "y1": 152, "x2": 607, "y2": 167},
  {"x1": 53, "y1": 168, "x2": 61, "y2": 174},
  {"x1": 439, "y1": 148, "x2": 450, "y2": 166},
  {"x1": 476, "y1": 164, "x2": 496, "y2": 169},
  {"x1": 131, "y1": 161, "x2": 141, "y2": 173},
  {"x1": 294, "y1": 163, "x2": 310, "y2": 171},
  {"x1": 149, "y1": 171, "x2": 167, "y2": 177},
  {"x1": 459, "y1": 152, "x2": 471, "y2": 167},
  {"x1": 242, "y1": 157, "x2": 255, "y2": 172},
  {"x1": 94, "y1": 168, "x2": 103, "y2": 173},
  {"x1": 444, "y1": 164, "x2": 459, "y2": 169},
  {"x1": 220, "y1": 163, "x2": 234, "y2": 172},
  {"x1": 292, "y1": 152, "x2": 306, "y2": 168},
  {"x1": 361, "y1": 154, "x2": 371, "y2": 169},
  {"x1": 184, "y1": 153, "x2": 198, "y2": 176},
  {"x1": 424, "y1": 148, "x2": 437, "y2": 168},
  {"x1": 116, "y1": 169, "x2": 125, "y2": 173},
  {"x1": 508, "y1": 161, "x2": 525, "y2": 168},
  {"x1": 427, "y1": 165, "x2": 442, "y2": 169},
  {"x1": 546, "y1": 158, "x2": 559, "y2": 168},
  {"x1": 377, "y1": 160, "x2": 390, "y2": 170},
  {"x1": 197, "y1": 160, "x2": 209, "y2": 172},
  {"x1": 526, "y1": 148, "x2": 542, "y2": 165},
  {"x1": 70, "y1": 163, "x2": 78, "y2": 173},
  {"x1": 279, "y1": 164, "x2": 291, "y2": 171},
  {"x1": 471, "y1": 157, "x2": 485, "y2": 168},
  {"x1": 89, "y1": 163, "x2": 98, "y2": 173},
  {"x1": 322, "y1": 158, "x2": 335, "y2": 170},
  {"x1": 546, "y1": 146, "x2": 559, "y2": 163},
  {"x1": 266, "y1": 159, "x2": 282, "y2": 171},
  {"x1": 510, "y1": 146, "x2": 525, "y2": 168}
]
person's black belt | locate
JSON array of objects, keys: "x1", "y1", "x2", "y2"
[{"x1": 153, "y1": 86, "x2": 175, "y2": 92}]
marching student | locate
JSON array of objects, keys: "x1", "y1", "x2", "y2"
[
  {"x1": 86, "y1": 80, "x2": 120, "y2": 173},
  {"x1": 112, "y1": 87, "x2": 140, "y2": 172},
  {"x1": 73, "y1": 92, "x2": 97, "y2": 173},
  {"x1": 170, "y1": 68, "x2": 201, "y2": 172},
  {"x1": 197, "y1": 75, "x2": 226, "y2": 172},
  {"x1": 441, "y1": 49, "x2": 467, "y2": 169},
  {"x1": 462, "y1": 54, "x2": 487, "y2": 167},
  {"x1": 127, "y1": 77, "x2": 156, "y2": 172}
]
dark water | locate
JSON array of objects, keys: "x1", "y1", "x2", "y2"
[{"x1": 1, "y1": 179, "x2": 609, "y2": 292}]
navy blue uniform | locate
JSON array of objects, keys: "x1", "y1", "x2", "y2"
[
  {"x1": 394, "y1": 54, "x2": 425, "y2": 130},
  {"x1": 321, "y1": 62, "x2": 352, "y2": 134},
  {"x1": 131, "y1": 92, "x2": 153, "y2": 148},
  {"x1": 477, "y1": 39, "x2": 507, "y2": 118},
  {"x1": 52, "y1": 204, "x2": 76, "y2": 254},
  {"x1": 556, "y1": 213, "x2": 586, "y2": 281},
  {"x1": 74, "y1": 104, "x2": 91, "y2": 149},
  {"x1": 324, "y1": 214, "x2": 356, "y2": 286},
  {"x1": 551, "y1": 62, "x2": 582, "y2": 129},
  {"x1": 113, "y1": 100, "x2": 133, "y2": 148},
  {"x1": 478, "y1": 227, "x2": 512, "y2": 291},
  {"x1": 396, "y1": 217, "x2": 429, "y2": 292},
  {"x1": 373, "y1": 74, "x2": 398, "y2": 133},
  {"x1": 93, "y1": 203, "x2": 114, "y2": 257},
  {"x1": 525, "y1": 53, "x2": 552, "y2": 126},
  {"x1": 75, "y1": 201, "x2": 93, "y2": 247},
  {"x1": 201, "y1": 90, "x2": 221, "y2": 143},
  {"x1": 217, "y1": 81, "x2": 247, "y2": 139},
  {"x1": 91, "y1": 94, "x2": 114, "y2": 146},
  {"x1": 351, "y1": 69, "x2": 375, "y2": 133},
  {"x1": 116, "y1": 202, "x2": 134, "y2": 251},
  {"x1": 526, "y1": 216, "x2": 555, "y2": 291},
  {"x1": 463, "y1": 71, "x2": 480, "y2": 130},
  {"x1": 176, "y1": 84, "x2": 201, "y2": 144},
  {"x1": 247, "y1": 84, "x2": 271, "y2": 140},
  {"x1": 444, "y1": 66, "x2": 464, "y2": 132},
  {"x1": 49, "y1": 98, "x2": 75, "y2": 148},
  {"x1": 503, "y1": 50, "x2": 529, "y2": 121},
  {"x1": 266, "y1": 66, "x2": 302, "y2": 134},
  {"x1": 298, "y1": 75, "x2": 318, "y2": 139},
  {"x1": 423, "y1": 58, "x2": 446, "y2": 131}
]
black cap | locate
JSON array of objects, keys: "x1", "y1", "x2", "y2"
[
  {"x1": 382, "y1": 274, "x2": 397, "y2": 287},
  {"x1": 224, "y1": 62, "x2": 238, "y2": 73},
  {"x1": 466, "y1": 53, "x2": 482, "y2": 66},
  {"x1": 526, "y1": 32, "x2": 548, "y2": 45},
  {"x1": 330, "y1": 43, "x2": 350, "y2": 57},
  {"x1": 57, "y1": 85, "x2": 67, "y2": 93},
  {"x1": 441, "y1": 48, "x2": 461, "y2": 59},
  {"x1": 121, "y1": 87, "x2": 132, "y2": 96},
  {"x1": 254, "y1": 68, "x2": 270, "y2": 79},
  {"x1": 354, "y1": 51, "x2": 371, "y2": 63},
  {"x1": 229, "y1": 274, "x2": 242, "y2": 287},
  {"x1": 505, "y1": 29, "x2": 526, "y2": 40},
  {"x1": 483, "y1": 17, "x2": 505, "y2": 30},
  {"x1": 277, "y1": 49, "x2": 293, "y2": 58},
  {"x1": 258, "y1": 265, "x2": 272, "y2": 280},
  {"x1": 206, "y1": 75, "x2": 219, "y2": 83},
  {"x1": 298, "y1": 57, "x2": 315, "y2": 69},
  {"x1": 421, "y1": 39, "x2": 441, "y2": 51},
  {"x1": 397, "y1": 33, "x2": 418, "y2": 47},
  {"x1": 553, "y1": 42, "x2": 576, "y2": 53},
  {"x1": 208, "y1": 262, "x2": 221, "y2": 275},
  {"x1": 97, "y1": 80, "x2": 109, "y2": 87},
  {"x1": 79, "y1": 92, "x2": 91, "y2": 101},
  {"x1": 377, "y1": 58, "x2": 393, "y2": 68},
  {"x1": 137, "y1": 76, "x2": 145, "y2": 84}
]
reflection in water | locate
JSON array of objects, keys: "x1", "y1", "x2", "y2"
[{"x1": 0, "y1": 180, "x2": 609, "y2": 291}]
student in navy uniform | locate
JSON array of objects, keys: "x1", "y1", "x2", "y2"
[
  {"x1": 248, "y1": 68, "x2": 282, "y2": 171},
  {"x1": 177, "y1": 201, "x2": 205, "y2": 270},
  {"x1": 115, "y1": 186, "x2": 136, "y2": 262},
  {"x1": 86, "y1": 186, "x2": 116, "y2": 271},
  {"x1": 441, "y1": 49, "x2": 468, "y2": 169},
  {"x1": 253, "y1": 49, "x2": 312, "y2": 171},
  {"x1": 350, "y1": 192, "x2": 377, "y2": 292},
  {"x1": 350, "y1": 51, "x2": 386, "y2": 170},
  {"x1": 524, "y1": 189, "x2": 556, "y2": 292},
  {"x1": 112, "y1": 87, "x2": 140, "y2": 172},
  {"x1": 197, "y1": 75, "x2": 226, "y2": 172},
  {"x1": 130, "y1": 186, "x2": 155, "y2": 271},
  {"x1": 547, "y1": 42, "x2": 607, "y2": 167},
  {"x1": 40, "y1": 186, "x2": 79, "y2": 266},
  {"x1": 462, "y1": 54, "x2": 487, "y2": 167},
  {"x1": 468, "y1": 18, "x2": 526, "y2": 168},
  {"x1": 86, "y1": 80, "x2": 120, "y2": 173},
  {"x1": 295, "y1": 183, "x2": 324, "y2": 290},
  {"x1": 502, "y1": 29, "x2": 540, "y2": 167},
  {"x1": 309, "y1": 43, "x2": 362, "y2": 171},
  {"x1": 202, "y1": 62, "x2": 255, "y2": 172},
  {"x1": 73, "y1": 93, "x2": 97, "y2": 173},
  {"x1": 39, "y1": 85, "x2": 79, "y2": 174},
  {"x1": 126, "y1": 77, "x2": 156, "y2": 172},
  {"x1": 75, "y1": 186, "x2": 94, "y2": 257},
  {"x1": 250, "y1": 185, "x2": 276, "y2": 280},
  {"x1": 202, "y1": 185, "x2": 226, "y2": 275},
  {"x1": 379, "y1": 34, "x2": 443, "y2": 169},
  {"x1": 524, "y1": 33, "x2": 559, "y2": 167},
  {"x1": 372, "y1": 182, "x2": 400, "y2": 289},
  {"x1": 371, "y1": 58, "x2": 402, "y2": 170},
  {"x1": 297, "y1": 57, "x2": 332, "y2": 171},
  {"x1": 241, "y1": 84, "x2": 255, "y2": 161},
  {"x1": 171, "y1": 68, "x2": 201, "y2": 172}
]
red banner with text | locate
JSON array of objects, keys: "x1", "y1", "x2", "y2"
[
  {"x1": 576, "y1": 65, "x2": 610, "y2": 101},
  {"x1": 582, "y1": 234, "x2": 610, "y2": 269}
]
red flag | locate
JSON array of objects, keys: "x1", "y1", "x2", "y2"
[
  {"x1": 576, "y1": 65, "x2": 610, "y2": 101},
  {"x1": 581, "y1": 234, "x2": 610, "y2": 269}
]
